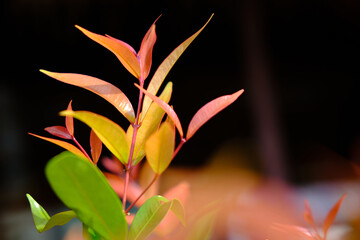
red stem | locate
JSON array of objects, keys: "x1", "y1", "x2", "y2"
[
  {"x1": 173, "y1": 138, "x2": 186, "y2": 159},
  {"x1": 72, "y1": 136, "x2": 92, "y2": 163},
  {"x1": 125, "y1": 174, "x2": 159, "y2": 214},
  {"x1": 122, "y1": 80, "x2": 144, "y2": 210}
]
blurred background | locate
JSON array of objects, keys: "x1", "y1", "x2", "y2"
[{"x1": 1, "y1": 0, "x2": 360, "y2": 239}]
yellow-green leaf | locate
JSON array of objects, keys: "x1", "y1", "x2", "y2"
[
  {"x1": 145, "y1": 122, "x2": 175, "y2": 175},
  {"x1": 76, "y1": 25, "x2": 141, "y2": 79},
  {"x1": 60, "y1": 110, "x2": 129, "y2": 164},
  {"x1": 127, "y1": 82, "x2": 173, "y2": 165},
  {"x1": 141, "y1": 14, "x2": 213, "y2": 119},
  {"x1": 29, "y1": 133, "x2": 87, "y2": 159},
  {"x1": 40, "y1": 70, "x2": 135, "y2": 123}
]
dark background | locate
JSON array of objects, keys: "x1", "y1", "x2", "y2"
[{"x1": 1, "y1": 0, "x2": 360, "y2": 215}]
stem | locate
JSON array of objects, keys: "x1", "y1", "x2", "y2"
[
  {"x1": 72, "y1": 136, "x2": 92, "y2": 162},
  {"x1": 122, "y1": 80, "x2": 145, "y2": 210},
  {"x1": 173, "y1": 138, "x2": 186, "y2": 160},
  {"x1": 125, "y1": 174, "x2": 159, "y2": 214}
]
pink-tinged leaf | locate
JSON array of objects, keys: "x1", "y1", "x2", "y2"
[
  {"x1": 44, "y1": 126, "x2": 72, "y2": 139},
  {"x1": 135, "y1": 83, "x2": 183, "y2": 137},
  {"x1": 303, "y1": 200, "x2": 318, "y2": 233},
  {"x1": 40, "y1": 70, "x2": 135, "y2": 123},
  {"x1": 29, "y1": 133, "x2": 87, "y2": 159},
  {"x1": 186, "y1": 89, "x2": 244, "y2": 140},
  {"x1": 138, "y1": 16, "x2": 159, "y2": 81},
  {"x1": 75, "y1": 25, "x2": 141, "y2": 79},
  {"x1": 66, "y1": 100, "x2": 74, "y2": 136},
  {"x1": 323, "y1": 194, "x2": 347, "y2": 238},
  {"x1": 90, "y1": 130, "x2": 102, "y2": 165},
  {"x1": 142, "y1": 14, "x2": 213, "y2": 119},
  {"x1": 145, "y1": 122, "x2": 175, "y2": 175},
  {"x1": 101, "y1": 156, "x2": 123, "y2": 174}
]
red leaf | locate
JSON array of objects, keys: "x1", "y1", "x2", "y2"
[
  {"x1": 322, "y1": 194, "x2": 347, "y2": 238},
  {"x1": 44, "y1": 126, "x2": 72, "y2": 139},
  {"x1": 40, "y1": 70, "x2": 135, "y2": 123},
  {"x1": 101, "y1": 156, "x2": 123, "y2": 174},
  {"x1": 103, "y1": 172, "x2": 142, "y2": 202},
  {"x1": 303, "y1": 200, "x2": 317, "y2": 232},
  {"x1": 135, "y1": 83, "x2": 183, "y2": 137},
  {"x1": 186, "y1": 89, "x2": 244, "y2": 140},
  {"x1": 75, "y1": 25, "x2": 141, "y2": 79},
  {"x1": 138, "y1": 16, "x2": 159, "y2": 81},
  {"x1": 90, "y1": 129, "x2": 102, "y2": 165},
  {"x1": 66, "y1": 100, "x2": 74, "y2": 136}
]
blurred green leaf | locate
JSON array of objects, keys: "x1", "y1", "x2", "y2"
[
  {"x1": 26, "y1": 194, "x2": 76, "y2": 233},
  {"x1": 128, "y1": 195, "x2": 171, "y2": 240},
  {"x1": 60, "y1": 111, "x2": 129, "y2": 165},
  {"x1": 185, "y1": 209, "x2": 217, "y2": 240},
  {"x1": 45, "y1": 151, "x2": 127, "y2": 240}
]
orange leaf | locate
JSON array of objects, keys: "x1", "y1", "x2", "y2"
[
  {"x1": 142, "y1": 14, "x2": 213, "y2": 119},
  {"x1": 186, "y1": 89, "x2": 244, "y2": 140},
  {"x1": 272, "y1": 223, "x2": 315, "y2": 240},
  {"x1": 138, "y1": 16, "x2": 159, "y2": 81},
  {"x1": 44, "y1": 126, "x2": 72, "y2": 139},
  {"x1": 135, "y1": 83, "x2": 183, "y2": 137},
  {"x1": 103, "y1": 172, "x2": 142, "y2": 202},
  {"x1": 66, "y1": 100, "x2": 74, "y2": 136},
  {"x1": 40, "y1": 70, "x2": 135, "y2": 123},
  {"x1": 90, "y1": 129, "x2": 102, "y2": 165},
  {"x1": 75, "y1": 25, "x2": 141, "y2": 79},
  {"x1": 303, "y1": 200, "x2": 318, "y2": 233},
  {"x1": 29, "y1": 133, "x2": 87, "y2": 159},
  {"x1": 322, "y1": 194, "x2": 347, "y2": 238}
]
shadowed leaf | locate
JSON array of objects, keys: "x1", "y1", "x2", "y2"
[
  {"x1": 29, "y1": 133, "x2": 87, "y2": 159},
  {"x1": 90, "y1": 130, "x2": 102, "y2": 164},
  {"x1": 46, "y1": 151, "x2": 127, "y2": 240},
  {"x1": 44, "y1": 126, "x2": 72, "y2": 139},
  {"x1": 26, "y1": 194, "x2": 76, "y2": 233},
  {"x1": 142, "y1": 14, "x2": 213, "y2": 119},
  {"x1": 186, "y1": 89, "x2": 244, "y2": 140},
  {"x1": 40, "y1": 70, "x2": 135, "y2": 123},
  {"x1": 60, "y1": 110, "x2": 129, "y2": 164},
  {"x1": 145, "y1": 122, "x2": 175, "y2": 175},
  {"x1": 76, "y1": 25, "x2": 141, "y2": 79},
  {"x1": 135, "y1": 83, "x2": 183, "y2": 137}
]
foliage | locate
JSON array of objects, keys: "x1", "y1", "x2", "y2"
[{"x1": 27, "y1": 14, "x2": 244, "y2": 239}]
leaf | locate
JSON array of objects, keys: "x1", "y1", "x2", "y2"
[
  {"x1": 83, "y1": 224, "x2": 103, "y2": 240},
  {"x1": 90, "y1": 129, "x2": 102, "y2": 164},
  {"x1": 45, "y1": 151, "x2": 127, "y2": 240},
  {"x1": 66, "y1": 100, "x2": 74, "y2": 136},
  {"x1": 303, "y1": 200, "x2": 318, "y2": 234},
  {"x1": 60, "y1": 110, "x2": 129, "y2": 164},
  {"x1": 186, "y1": 89, "x2": 244, "y2": 140},
  {"x1": 75, "y1": 25, "x2": 141, "y2": 79},
  {"x1": 26, "y1": 193, "x2": 76, "y2": 233},
  {"x1": 272, "y1": 223, "x2": 315, "y2": 240},
  {"x1": 185, "y1": 209, "x2": 218, "y2": 240},
  {"x1": 138, "y1": 16, "x2": 159, "y2": 81},
  {"x1": 135, "y1": 83, "x2": 183, "y2": 137},
  {"x1": 29, "y1": 133, "x2": 87, "y2": 159},
  {"x1": 44, "y1": 126, "x2": 72, "y2": 139},
  {"x1": 101, "y1": 156, "x2": 123, "y2": 174},
  {"x1": 142, "y1": 14, "x2": 214, "y2": 119},
  {"x1": 128, "y1": 195, "x2": 172, "y2": 240},
  {"x1": 127, "y1": 82, "x2": 173, "y2": 165},
  {"x1": 40, "y1": 70, "x2": 135, "y2": 123},
  {"x1": 145, "y1": 122, "x2": 175, "y2": 175},
  {"x1": 323, "y1": 194, "x2": 347, "y2": 238}
]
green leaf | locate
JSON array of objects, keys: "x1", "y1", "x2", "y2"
[
  {"x1": 128, "y1": 195, "x2": 172, "y2": 240},
  {"x1": 26, "y1": 194, "x2": 76, "y2": 233},
  {"x1": 83, "y1": 224, "x2": 104, "y2": 240},
  {"x1": 145, "y1": 122, "x2": 175, "y2": 175},
  {"x1": 40, "y1": 70, "x2": 135, "y2": 123},
  {"x1": 60, "y1": 110, "x2": 129, "y2": 164},
  {"x1": 185, "y1": 210, "x2": 217, "y2": 240},
  {"x1": 169, "y1": 198, "x2": 186, "y2": 227},
  {"x1": 127, "y1": 82, "x2": 173, "y2": 165},
  {"x1": 45, "y1": 151, "x2": 127, "y2": 240},
  {"x1": 141, "y1": 14, "x2": 214, "y2": 119}
]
